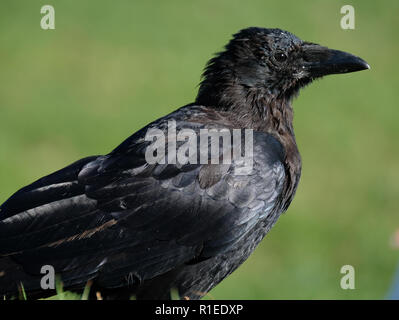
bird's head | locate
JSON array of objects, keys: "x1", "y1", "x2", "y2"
[{"x1": 196, "y1": 27, "x2": 369, "y2": 109}]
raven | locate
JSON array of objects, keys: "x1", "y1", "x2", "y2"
[{"x1": 0, "y1": 27, "x2": 369, "y2": 300}]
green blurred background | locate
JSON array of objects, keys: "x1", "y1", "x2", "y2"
[{"x1": 0, "y1": 0, "x2": 398, "y2": 299}]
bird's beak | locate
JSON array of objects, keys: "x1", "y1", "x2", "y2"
[{"x1": 301, "y1": 43, "x2": 370, "y2": 78}]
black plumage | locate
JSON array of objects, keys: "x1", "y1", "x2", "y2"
[{"x1": 0, "y1": 27, "x2": 369, "y2": 299}]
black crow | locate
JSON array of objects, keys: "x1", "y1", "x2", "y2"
[{"x1": 0, "y1": 27, "x2": 369, "y2": 300}]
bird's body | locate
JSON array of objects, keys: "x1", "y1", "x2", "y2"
[{"x1": 0, "y1": 27, "x2": 368, "y2": 299}]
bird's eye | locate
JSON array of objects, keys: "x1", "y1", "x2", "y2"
[{"x1": 274, "y1": 52, "x2": 287, "y2": 63}]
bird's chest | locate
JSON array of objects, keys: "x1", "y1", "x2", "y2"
[{"x1": 277, "y1": 133, "x2": 302, "y2": 211}]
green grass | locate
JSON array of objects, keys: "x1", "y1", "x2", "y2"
[{"x1": 0, "y1": 0, "x2": 398, "y2": 299}]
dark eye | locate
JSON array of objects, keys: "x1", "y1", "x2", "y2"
[{"x1": 274, "y1": 52, "x2": 287, "y2": 62}]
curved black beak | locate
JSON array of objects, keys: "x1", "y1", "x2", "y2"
[{"x1": 302, "y1": 43, "x2": 370, "y2": 78}]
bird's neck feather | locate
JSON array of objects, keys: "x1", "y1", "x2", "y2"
[{"x1": 196, "y1": 79, "x2": 296, "y2": 136}]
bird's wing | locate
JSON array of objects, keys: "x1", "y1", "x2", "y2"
[{"x1": 0, "y1": 105, "x2": 287, "y2": 292}]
